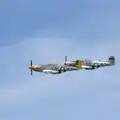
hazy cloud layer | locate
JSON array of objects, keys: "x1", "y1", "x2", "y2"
[{"x1": 0, "y1": 34, "x2": 119, "y2": 120}]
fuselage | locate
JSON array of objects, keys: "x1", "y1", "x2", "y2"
[
  {"x1": 29, "y1": 64, "x2": 79, "y2": 74},
  {"x1": 64, "y1": 59, "x2": 114, "y2": 70}
]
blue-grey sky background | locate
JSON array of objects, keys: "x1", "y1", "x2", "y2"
[{"x1": 0, "y1": 0, "x2": 120, "y2": 120}]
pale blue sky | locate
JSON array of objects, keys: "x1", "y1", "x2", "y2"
[{"x1": 0, "y1": 0, "x2": 120, "y2": 120}]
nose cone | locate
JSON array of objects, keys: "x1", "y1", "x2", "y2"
[
  {"x1": 29, "y1": 65, "x2": 37, "y2": 69},
  {"x1": 29, "y1": 66, "x2": 32, "y2": 69}
]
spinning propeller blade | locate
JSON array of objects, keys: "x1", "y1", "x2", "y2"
[
  {"x1": 65, "y1": 56, "x2": 67, "y2": 62},
  {"x1": 64, "y1": 56, "x2": 67, "y2": 65},
  {"x1": 30, "y1": 60, "x2": 33, "y2": 75}
]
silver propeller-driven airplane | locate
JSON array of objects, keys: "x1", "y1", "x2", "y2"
[
  {"x1": 29, "y1": 60, "x2": 82, "y2": 75},
  {"x1": 64, "y1": 56, "x2": 115, "y2": 70}
]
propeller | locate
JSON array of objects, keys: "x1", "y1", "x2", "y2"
[
  {"x1": 30, "y1": 60, "x2": 33, "y2": 75},
  {"x1": 64, "y1": 56, "x2": 67, "y2": 65}
]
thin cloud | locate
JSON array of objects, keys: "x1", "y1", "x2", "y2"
[{"x1": 0, "y1": 35, "x2": 119, "y2": 111}]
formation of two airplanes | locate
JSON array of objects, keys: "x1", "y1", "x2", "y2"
[{"x1": 29, "y1": 56, "x2": 115, "y2": 75}]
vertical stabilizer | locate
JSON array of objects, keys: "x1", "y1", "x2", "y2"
[{"x1": 108, "y1": 56, "x2": 115, "y2": 65}]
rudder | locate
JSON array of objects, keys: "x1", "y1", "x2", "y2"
[{"x1": 108, "y1": 56, "x2": 115, "y2": 65}]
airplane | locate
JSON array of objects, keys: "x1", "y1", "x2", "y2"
[
  {"x1": 64, "y1": 56, "x2": 115, "y2": 70},
  {"x1": 28, "y1": 60, "x2": 83, "y2": 75}
]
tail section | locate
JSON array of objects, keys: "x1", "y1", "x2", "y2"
[{"x1": 108, "y1": 56, "x2": 115, "y2": 65}]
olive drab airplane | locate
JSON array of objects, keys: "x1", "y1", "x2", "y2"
[
  {"x1": 64, "y1": 56, "x2": 115, "y2": 70},
  {"x1": 29, "y1": 60, "x2": 82, "y2": 75}
]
